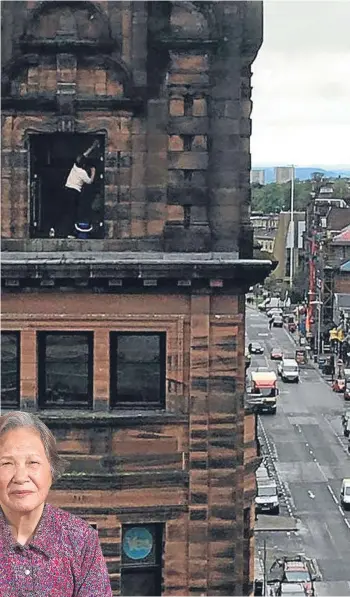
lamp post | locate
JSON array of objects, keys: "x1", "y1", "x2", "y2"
[
  {"x1": 289, "y1": 165, "x2": 295, "y2": 288},
  {"x1": 310, "y1": 300, "x2": 323, "y2": 358}
]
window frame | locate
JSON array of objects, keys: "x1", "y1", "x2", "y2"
[
  {"x1": 37, "y1": 331, "x2": 93, "y2": 409},
  {"x1": 121, "y1": 523, "x2": 163, "y2": 597},
  {"x1": 1, "y1": 331, "x2": 20, "y2": 409},
  {"x1": 110, "y1": 332, "x2": 166, "y2": 409}
]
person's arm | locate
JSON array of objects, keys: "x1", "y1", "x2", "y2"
[
  {"x1": 83, "y1": 140, "x2": 99, "y2": 159},
  {"x1": 75, "y1": 528, "x2": 113, "y2": 597},
  {"x1": 80, "y1": 167, "x2": 96, "y2": 185}
]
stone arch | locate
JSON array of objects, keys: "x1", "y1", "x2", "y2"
[
  {"x1": 21, "y1": 0, "x2": 112, "y2": 43},
  {"x1": 170, "y1": 1, "x2": 211, "y2": 38}
]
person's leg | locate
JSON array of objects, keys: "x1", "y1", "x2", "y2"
[{"x1": 57, "y1": 188, "x2": 73, "y2": 237}]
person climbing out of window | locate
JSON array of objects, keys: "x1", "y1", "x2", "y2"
[{"x1": 62, "y1": 139, "x2": 100, "y2": 238}]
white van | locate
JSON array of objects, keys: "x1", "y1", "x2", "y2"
[
  {"x1": 278, "y1": 358, "x2": 300, "y2": 383},
  {"x1": 340, "y1": 478, "x2": 350, "y2": 510},
  {"x1": 255, "y1": 479, "x2": 280, "y2": 515}
]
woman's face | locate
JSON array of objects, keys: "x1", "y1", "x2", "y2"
[{"x1": 0, "y1": 428, "x2": 52, "y2": 516}]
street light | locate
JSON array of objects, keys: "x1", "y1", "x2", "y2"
[{"x1": 310, "y1": 300, "x2": 323, "y2": 357}]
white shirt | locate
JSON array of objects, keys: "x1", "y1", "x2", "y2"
[{"x1": 65, "y1": 164, "x2": 93, "y2": 193}]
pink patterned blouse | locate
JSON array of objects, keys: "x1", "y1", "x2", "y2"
[{"x1": 0, "y1": 503, "x2": 113, "y2": 597}]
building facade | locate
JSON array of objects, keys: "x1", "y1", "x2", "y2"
[
  {"x1": 250, "y1": 169, "x2": 265, "y2": 186},
  {"x1": 1, "y1": 1, "x2": 271, "y2": 595}
]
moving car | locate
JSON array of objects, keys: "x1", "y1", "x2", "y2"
[
  {"x1": 272, "y1": 315, "x2": 284, "y2": 328},
  {"x1": 255, "y1": 478, "x2": 280, "y2": 515},
  {"x1": 249, "y1": 341, "x2": 264, "y2": 355},
  {"x1": 267, "y1": 307, "x2": 283, "y2": 319},
  {"x1": 271, "y1": 347, "x2": 283, "y2": 360},
  {"x1": 269, "y1": 556, "x2": 315, "y2": 597},
  {"x1": 340, "y1": 478, "x2": 350, "y2": 510},
  {"x1": 248, "y1": 370, "x2": 279, "y2": 414},
  {"x1": 278, "y1": 358, "x2": 300, "y2": 383}
]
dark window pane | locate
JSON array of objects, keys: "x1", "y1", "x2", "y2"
[
  {"x1": 1, "y1": 333, "x2": 20, "y2": 408},
  {"x1": 39, "y1": 333, "x2": 92, "y2": 408},
  {"x1": 121, "y1": 570, "x2": 160, "y2": 596},
  {"x1": 111, "y1": 333, "x2": 165, "y2": 407}
]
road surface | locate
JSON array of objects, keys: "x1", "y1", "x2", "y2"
[{"x1": 247, "y1": 308, "x2": 350, "y2": 596}]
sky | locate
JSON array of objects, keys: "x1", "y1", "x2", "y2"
[{"x1": 251, "y1": 0, "x2": 350, "y2": 168}]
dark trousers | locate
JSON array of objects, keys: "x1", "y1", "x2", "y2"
[
  {"x1": 57, "y1": 187, "x2": 80, "y2": 237},
  {"x1": 60, "y1": 187, "x2": 93, "y2": 236}
]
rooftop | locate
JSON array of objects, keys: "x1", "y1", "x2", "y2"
[{"x1": 332, "y1": 225, "x2": 350, "y2": 244}]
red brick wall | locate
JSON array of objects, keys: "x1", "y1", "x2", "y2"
[{"x1": 2, "y1": 289, "x2": 257, "y2": 594}]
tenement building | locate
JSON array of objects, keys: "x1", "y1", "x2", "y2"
[{"x1": 1, "y1": 1, "x2": 271, "y2": 595}]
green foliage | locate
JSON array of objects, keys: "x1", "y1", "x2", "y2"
[
  {"x1": 251, "y1": 177, "x2": 350, "y2": 214},
  {"x1": 251, "y1": 180, "x2": 313, "y2": 213}
]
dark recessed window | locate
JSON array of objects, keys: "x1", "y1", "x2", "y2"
[
  {"x1": 110, "y1": 333, "x2": 166, "y2": 408},
  {"x1": 38, "y1": 332, "x2": 93, "y2": 409},
  {"x1": 121, "y1": 524, "x2": 163, "y2": 596},
  {"x1": 1, "y1": 332, "x2": 20, "y2": 409}
]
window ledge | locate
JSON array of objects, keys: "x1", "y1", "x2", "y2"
[{"x1": 38, "y1": 409, "x2": 188, "y2": 427}]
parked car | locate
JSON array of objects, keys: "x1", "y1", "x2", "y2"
[
  {"x1": 278, "y1": 359, "x2": 300, "y2": 383},
  {"x1": 344, "y1": 385, "x2": 350, "y2": 401},
  {"x1": 256, "y1": 461, "x2": 270, "y2": 482},
  {"x1": 340, "y1": 478, "x2": 350, "y2": 510},
  {"x1": 272, "y1": 315, "x2": 284, "y2": 328},
  {"x1": 332, "y1": 378, "x2": 346, "y2": 393},
  {"x1": 271, "y1": 347, "x2": 283, "y2": 360},
  {"x1": 341, "y1": 411, "x2": 350, "y2": 436},
  {"x1": 255, "y1": 479, "x2": 280, "y2": 515},
  {"x1": 269, "y1": 556, "x2": 315, "y2": 597},
  {"x1": 249, "y1": 341, "x2": 264, "y2": 355}
]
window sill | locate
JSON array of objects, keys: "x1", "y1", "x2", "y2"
[{"x1": 38, "y1": 409, "x2": 188, "y2": 427}]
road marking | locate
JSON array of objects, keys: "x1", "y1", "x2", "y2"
[
  {"x1": 345, "y1": 518, "x2": 350, "y2": 529},
  {"x1": 308, "y1": 490, "x2": 315, "y2": 499},
  {"x1": 258, "y1": 333, "x2": 269, "y2": 337},
  {"x1": 327, "y1": 484, "x2": 339, "y2": 504},
  {"x1": 338, "y1": 505, "x2": 345, "y2": 517}
]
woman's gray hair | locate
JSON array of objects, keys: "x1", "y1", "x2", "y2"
[{"x1": 0, "y1": 411, "x2": 66, "y2": 481}]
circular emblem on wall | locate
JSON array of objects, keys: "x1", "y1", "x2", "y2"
[{"x1": 123, "y1": 527, "x2": 153, "y2": 561}]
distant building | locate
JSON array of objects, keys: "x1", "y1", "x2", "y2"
[
  {"x1": 272, "y1": 211, "x2": 306, "y2": 282},
  {"x1": 250, "y1": 213, "x2": 279, "y2": 231},
  {"x1": 250, "y1": 169, "x2": 265, "y2": 185},
  {"x1": 254, "y1": 230, "x2": 276, "y2": 254},
  {"x1": 275, "y1": 166, "x2": 294, "y2": 184}
]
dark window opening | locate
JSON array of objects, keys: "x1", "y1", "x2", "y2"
[
  {"x1": 183, "y1": 135, "x2": 193, "y2": 151},
  {"x1": 243, "y1": 507, "x2": 252, "y2": 594},
  {"x1": 121, "y1": 524, "x2": 163, "y2": 596},
  {"x1": 183, "y1": 170, "x2": 193, "y2": 183},
  {"x1": 184, "y1": 205, "x2": 191, "y2": 229},
  {"x1": 38, "y1": 332, "x2": 93, "y2": 409},
  {"x1": 1, "y1": 332, "x2": 20, "y2": 409},
  {"x1": 110, "y1": 333, "x2": 166, "y2": 408},
  {"x1": 30, "y1": 134, "x2": 105, "y2": 239},
  {"x1": 184, "y1": 95, "x2": 193, "y2": 116}
]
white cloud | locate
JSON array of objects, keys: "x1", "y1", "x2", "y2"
[{"x1": 251, "y1": 0, "x2": 350, "y2": 166}]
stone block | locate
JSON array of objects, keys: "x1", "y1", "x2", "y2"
[
  {"x1": 193, "y1": 98, "x2": 207, "y2": 117},
  {"x1": 169, "y1": 98, "x2": 184, "y2": 117},
  {"x1": 168, "y1": 152, "x2": 208, "y2": 170},
  {"x1": 168, "y1": 135, "x2": 184, "y2": 152}
]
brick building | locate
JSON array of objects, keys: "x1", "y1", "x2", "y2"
[{"x1": 1, "y1": 1, "x2": 271, "y2": 595}]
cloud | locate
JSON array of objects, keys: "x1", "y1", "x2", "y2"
[{"x1": 251, "y1": 0, "x2": 350, "y2": 166}]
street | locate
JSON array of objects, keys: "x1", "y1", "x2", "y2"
[{"x1": 247, "y1": 308, "x2": 350, "y2": 596}]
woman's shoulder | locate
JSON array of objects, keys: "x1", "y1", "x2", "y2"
[{"x1": 46, "y1": 503, "x2": 97, "y2": 544}]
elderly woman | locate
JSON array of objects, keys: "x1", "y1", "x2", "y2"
[{"x1": 0, "y1": 411, "x2": 113, "y2": 597}]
